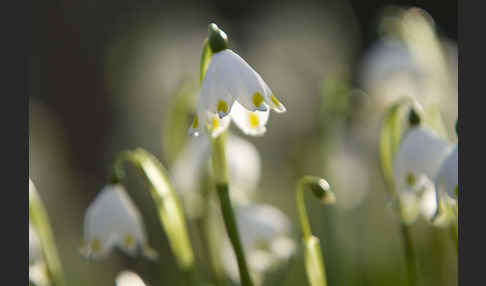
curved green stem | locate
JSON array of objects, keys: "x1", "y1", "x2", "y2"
[
  {"x1": 296, "y1": 176, "x2": 332, "y2": 286},
  {"x1": 29, "y1": 180, "x2": 66, "y2": 286},
  {"x1": 111, "y1": 149, "x2": 197, "y2": 285},
  {"x1": 211, "y1": 132, "x2": 254, "y2": 286}
]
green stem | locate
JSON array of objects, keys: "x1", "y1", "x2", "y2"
[
  {"x1": 111, "y1": 149, "x2": 197, "y2": 286},
  {"x1": 296, "y1": 176, "x2": 315, "y2": 241},
  {"x1": 396, "y1": 202, "x2": 418, "y2": 286},
  {"x1": 211, "y1": 132, "x2": 254, "y2": 286},
  {"x1": 195, "y1": 168, "x2": 225, "y2": 286},
  {"x1": 29, "y1": 180, "x2": 66, "y2": 286},
  {"x1": 296, "y1": 176, "x2": 329, "y2": 286}
]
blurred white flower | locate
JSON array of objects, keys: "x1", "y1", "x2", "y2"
[
  {"x1": 115, "y1": 270, "x2": 146, "y2": 286},
  {"x1": 399, "y1": 174, "x2": 438, "y2": 223},
  {"x1": 29, "y1": 222, "x2": 41, "y2": 265},
  {"x1": 359, "y1": 38, "x2": 424, "y2": 106},
  {"x1": 171, "y1": 134, "x2": 261, "y2": 217},
  {"x1": 189, "y1": 24, "x2": 285, "y2": 138},
  {"x1": 393, "y1": 126, "x2": 453, "y2": 193},
  {"x1": 221, "y1": 204, "x2": 296, "y2": 284},
  {"x1": 82, "y1": 184, "x2": 157, "y2": 260},
  {"x1": 29, "y1": 262, "x2": 50, "y2": 286},
  {"x1": 435, "y1": 145, "x2": 458, "y2": 200}
]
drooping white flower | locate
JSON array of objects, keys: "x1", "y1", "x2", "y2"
[
  {"x1": 171, "y1": 134, "x2": 261, "y2": 217},
  {"x1": 435, "y1": 145, "x2": 458, "y2": 200},
  {"x1": 221, "y1": 204, "x2": 296, "y2": 284},
  {"x1": 82, "y1": 184, "x2": 157, "y2": 260},
  {"x1": 29, "y1": 222, "x2": 41, "y2": 265},
  {"x1": 189, "y1": 23, "x2": 285, "y2": 138},
  {"x1": 393, "y1": 126, "x2": 453, "y2": 193},
  {"x1": 115, "y1": 270, "x2": 147, "y2": 286}
]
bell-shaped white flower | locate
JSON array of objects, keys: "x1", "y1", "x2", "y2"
[
  {"x1": 82, "y1": 184, "x2": 157, "y2": 260},
  {"x1": 221, "y1": 204, "x2": 296, "y2": 284},
  {"x1": 189, "y1": 23, "x2": 285, "y2": 138},
  {"x1": 171, "y1": 134, "x2": 261, "y2": 217},
  {"x1": 393, "y1": 126, "x2": 453, "y2": 193},
  {"x1": 115, "y1": 270, "x2": 147, "y2": 286},
  {"x1": 435, "y1": 145, "x2": 458, "y2": 199},
  {"x1": 29, "y1": 222, "x2": 41, "y2": 265}
]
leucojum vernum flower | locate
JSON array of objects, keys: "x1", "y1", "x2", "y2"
[{"x1": 189, "y1": 23, "x2": 286, "y2": 138}]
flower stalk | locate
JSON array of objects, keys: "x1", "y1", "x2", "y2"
[
  {"x1": 211, "y1": 132, "x2": 254, "y2": 286},
  {"x1": 29, "y1": 179, "x2": 66, "y2": 286},
  {"x1": 110, "y1": 149, "x2": 197, "y2": 285},
  {"x1": 296, "y1": 176, "x2": 335, "y2": 286}
]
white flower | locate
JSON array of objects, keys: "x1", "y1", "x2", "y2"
[
  {"x1": 171, "y1": 134, "x2": 261, "y2": 217},
  {"x1": 435, "y1": 145, "x2": 458, "y2": 200},
  {"x1": 189, "y1": 24, "x2": 285, "y2": 138},
  {"x1": 221, "y1": 204, "x2": 296, "y2": 284},
  {"x1": 29, "y1": 223, "x2": 41, "y2": 265},
  {"x1": 398, "y1": 174, "x2": 438, "y2": 223},
  {"x1": 29, "y1": 262, "x2": 50, "y2": 286},
  {"x1": 82, "y1": 184, "x2": 157, "y2": 260},
  {"x1": 115, "y1": 270, "x2": 147, "y2": 286},
  {"x1": 393, "y1": 126, "x2": 453, "y2": 193}
]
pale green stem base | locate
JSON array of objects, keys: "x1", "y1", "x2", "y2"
[{"x1": 29, "y1": 182, "x2": 66, "y2": 286}]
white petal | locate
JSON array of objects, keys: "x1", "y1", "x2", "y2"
[
  {"x1": 393, "y1": 126, "x2": 453, "y2": 193},
  {"x1": 230, "y1": 101, "x2": 269, "y2": 136},
  {"x1": 235, "y1": 204, "x2": 292, "y2": 249},
  {"x1": 226, "y1": 134, "x2": 261, "y2": 203},
  {"x1": 115, "y1": 270, "x2": 147, "y2": 286},
  {"x1": 170, "y1": 135, "x2": 211, "y2": 218},
  {"x1": 83, "y1": 184, "x2": 155, "y2": 259},
  {"x1": 435, "y1": 145, "x2": 458, "y2": 199},
  {"x1": 200, "y1": 50, "x2": 242, "y2": 117}
]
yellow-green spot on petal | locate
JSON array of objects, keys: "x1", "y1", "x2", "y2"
[
  {"x1": 270, "y1": 94, "x2": 281, "y2": 107},
  {"x1": 249, "y1": 113, "x2": 259, "y2": 128},
  {"x1": 406, "y1": 172, "x2": 415, "y2": 187},
  {"x1": 455, "y1": 185, "x2": 459, "y2": 197},
  {"x1": 91, "y1": 238, "x2": 101, "y2": 253},
  {"x1": 212, "y1": 116, "x2": 220, "y2": 130},
  {"x1": 124, "y1": 234, "x2": 134, "y2": 248},
  {"x1": 192, "y1": 116, "x2": 199, "y2": 129},
  {"x1": 217, "y1": 100, "x2": 228, "y2": 114},
  {"x1": 253, "y1": 92, "x2": 264, "y2": 107}
]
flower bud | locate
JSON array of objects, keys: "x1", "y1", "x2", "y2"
[
  {"x1": 308, "y1": 177, "x2": 336, "y2": 205},
  {"x1": 208, "y1": 23, "x2": 229, "y2": 53}
]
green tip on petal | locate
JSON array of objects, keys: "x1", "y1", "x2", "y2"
[{"x1": 208, "y1": 23, "x2": 229, "y2": 53}]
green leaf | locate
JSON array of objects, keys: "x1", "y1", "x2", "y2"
[
  {"x1": 29, "y1": 180, "x2": 66, "y2": 286},
  {"x1": 200, "y1": 38, "x2": 212, "y2": 84},
  {"x1": 130, "y1": 149, "x2": 195, "y2": 271},
  {"x1": 162, "y1": 80, "x2": 198, "y2": 165},
  {"x1": 379, "y1": 96, "x2": 414, "y2": 193}
]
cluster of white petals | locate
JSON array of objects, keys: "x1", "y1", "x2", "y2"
[
  {"x1": 221, "y1": 204, "x2": 296, "y2": 284},
  {"x1": 82, "y1": 184, "x2": 157, "y2": 260},
  {"x1": 190, "y1": 49, "x2": 285, "y2": 138}
]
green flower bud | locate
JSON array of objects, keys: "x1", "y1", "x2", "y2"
[
  {"x1": 309, "y1": 178, "x2": 336, "y2": 205},
  {"x1": 208, "y1": 23, "x2": 229, "y2": 53}
]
